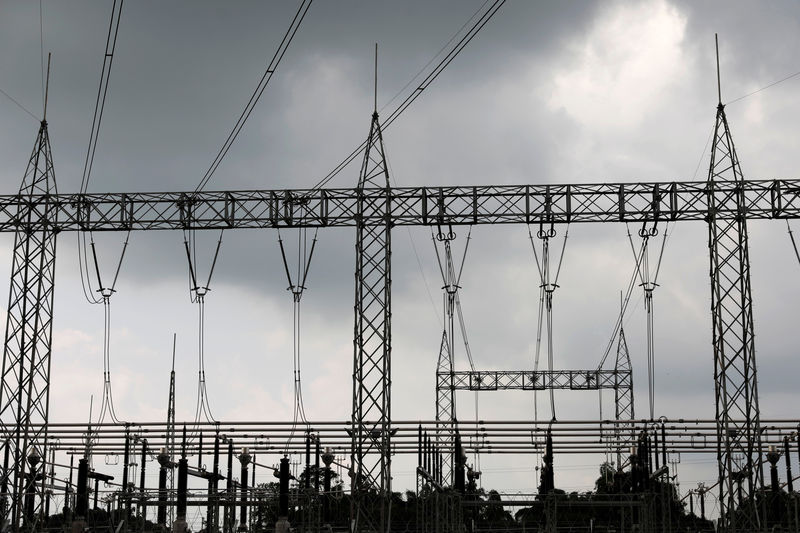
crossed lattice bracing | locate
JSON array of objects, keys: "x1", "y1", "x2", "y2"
[
  {"x1": 707, "y1": 104, "x2": 762, "y2": 532},
  {"x1": 435, "y1": 331, "x2": 455, "y2": 487},
  {"x1": 0, "y1": 121, "x2": 58, "y2": 529},
  {"x1": 439, "y1": 369, "x2": 630, "y2": 391},
  {"x1": 0, "y1": 113, "x2": 787, "y2": 531},
  {"x1": 613, "y1": 328, "x2": 635, "y2": 468},
  {"x1": 351, "y1": 112, "x2": 392, "y2": 533},
  {"x1": 0, "y1": 179, "x2": 794, "y2": 232}
]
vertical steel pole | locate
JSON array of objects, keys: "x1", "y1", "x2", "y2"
[
  {"x1": 226, "y1": 440, "x2": 233, "y2": 533},
  {"x1": 122, "y1": 430, "x2": 130, "y2": 529},
  {"x1": 785, "y1": 437, "x2": 794, "y2": 493},
  {"x1": 209, "y1": 435, "x2": 220, "y2": 533},
  {"x1": 139, "y1": 439, "x2": 147, "y2": 524}
]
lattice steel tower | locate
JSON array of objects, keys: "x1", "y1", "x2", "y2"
[
  {"x1": 613, "y1": 327, "x2": 635, "y2": 468},
  {"x1": 0, "y1": 118, "x2": 58, "y2": 531},
  {"x1": 707, "y1": 36, "x2": 762, "y2": 531},
  {"x1": 434, "y1": 233, "x2": 463, "y2": 488},
  {"x1": 350, "y1": 109, "x2": 392, "y2": 533}
]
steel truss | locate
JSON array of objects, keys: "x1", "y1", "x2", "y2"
[
  {"x1": 435, "y1": 365, "x2": 635, "y2": 487},
  {"x1": 0, "y1": 179, "x2": 798, "y2": 232},
  {"x1": 613, "y1": 328, "x2": 635, "y2": 468},
  {"x1": 0, "y1": 109, "x2": 787, "y2": 531},
  {"x1": 433, "y1": 230, "x2": 467, "y2": 489},
  {"x1": 439, "y1": 369, "x2": 631, "y2": 391},
  {"x1": 0, "y1": 121, "x2": 58, "y2": 530},
  {"x1": 351, "y1": 111, "x2": 392, "y2": 533},
  {"x1": 707, "y1": 101, "x2": 762, "y2": 530}
]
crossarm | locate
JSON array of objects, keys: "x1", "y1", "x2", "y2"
[{"x1": 1, "y1": 179, "x2": 799, "y2": 232}]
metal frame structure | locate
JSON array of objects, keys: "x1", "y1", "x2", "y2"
[
  {"x1": 0, "y1": 179, "x2": 795, "y2": 231},
  {"x1": 707, "y1": 100, "x2": 762, "y2": 529},
  {"x1": 613, "y1": 328, "x2": 635, "y2": 468},
  {"x1": 435, "y1": 365, "x2": 635, "y2": 488},
  {"x1": 433, "y1": 230, "x2": 466, "y2": 489},
  {"x1": 0, "y1": 120, "x2": 58, "y2": 530},
  {"x1": 351, "y1": 111, "x2": 392, "y2": 533},
  {"x1": 0, "y1": 103, "x2": 787, "y2": 531},
  {"x1": 439, "y1": 369, "x2": 631, "y2": 391}
]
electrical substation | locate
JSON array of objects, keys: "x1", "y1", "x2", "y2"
[{"x1": 1, "y1": 2, "x2": 800, "y2": 533}]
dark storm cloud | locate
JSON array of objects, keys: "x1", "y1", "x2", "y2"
[{"x1": 1, "y1": 0, "x2": 800, "y2": 500}]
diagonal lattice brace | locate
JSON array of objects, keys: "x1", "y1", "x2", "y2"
[
  {"x1": 435, "y1": 330, "x2": 455, "y2": 487},
  {"x1": 707, "y1": 102, "x2": 762, "y2": 532},
  {"x1": 613, "y1": 328, "x2": 635, "y2": 468},
  {"x1": 0, "y1": 120, "x2": 58, "y2": 532},
  {"x1": 351, "y1": 112, "x2": 392, "y2": 533}
]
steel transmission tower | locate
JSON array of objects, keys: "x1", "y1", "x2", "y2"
[
  {"x1": 166, "y1": 341, "x2": 177, "y2": 525},
  {"x1": 350, "y1": 110, "x2": 392, "y2": 533},
  {"x1": 435, "y1": 329, "x2": 455, "y2": 486},
  {"x1": 0, "y1": 119, "x2": 58, "y2": 530},
  {"x1": 434, "y1": 232, "x2": 465, "y2": 488},
  {"x1": 707, "y1": 43, "x2": 763, "y2": 530},
  {"x1": 613, "y1": 328, "x2": 635, "y2": 468}
]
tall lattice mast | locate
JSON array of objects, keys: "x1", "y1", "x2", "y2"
[
  {"x1": 613, "y1": 327, "x2": 635, "y2": 468},
  {"x1": 351, "y1": 47, "x2": 392, "y2": 533},
  {"x1": 706, "y1": 35, "x2": 762, "y2": 531},
  {"x1": 435, "y1": 236, "x2": 458, "y2": 487},
  {"x1": 0, "y1": 102, "x2": 58, "y2": 530},
  {"x1": 166, "y1": 335, "x2": 177, "y2": 525}
]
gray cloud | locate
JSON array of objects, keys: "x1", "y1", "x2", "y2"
[{"x1": 1, "y1": 0, "x2": 799, "y2": 512}]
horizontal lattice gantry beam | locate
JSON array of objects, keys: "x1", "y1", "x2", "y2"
[
  {"x1": 3, "y1": 179, "x2": 800, "y2": 231},
  {"x1": 438, "y1": 370, "x2": 630, "y2": 391}
]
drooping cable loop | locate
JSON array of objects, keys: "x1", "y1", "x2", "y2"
[
  {"x1": 431, "y1": 224, "x2": 475, "y2": 370},
  {"x1": 527, "y1": 222, "x2": 569, "y2": 422},
  {"x1": 308, "y1": 0, "x2": 506, "y2": 192},
  {"x1": 85, "y1": 230, "x2": 131, "y2": 426},
  {"x1": 183, "y1": 229, "x2": 225, "y2": 426},
  {"x1": 432, "y1": 225, "x2": 479, "y2": 472},
  {"x1": 76, "y1": 0, "x2": 125, "y2": 311},
  {"x1": 79, "y1": 0, "x2": 124, "y2": 195},
  {"x1": 194, "y1": 0, "x2": 313, "y2": 193},
  {"x1": 596, "y1": 239, "x2": 649, "y2": 371},
  {"x1": 625, "y1": 220, "x2": 669, "y2": 420},
  {"x1": 277, "y1": 215, "x2": 319, "y2": 453}
]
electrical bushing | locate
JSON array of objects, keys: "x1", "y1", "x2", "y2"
[
  {"x1": 239, "y1": 448, "x2": 251, "y2": 530},
  {"x1": 322, "y1": 447, "x2": 334, "y2": 524},
  {"x1": 177, "y1": 457, "x2": 188, "y2": 522},
  {"x1": 766, "y1": 445, "x2": 781, "y2": 492},
  {"x1": 75, "y1": 458, "x2": 89, "y2": 519},
  {"x1": 279, "y1": 457, "x2": 290, "y2": 518}
]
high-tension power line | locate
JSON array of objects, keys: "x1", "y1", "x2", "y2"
[
  {"x1": 79, "y1": 0, "x2": 124, "y2": 195},
  {"x1": 726, "y1": 68, "x2": 800, "y2": 106},
  {"x1": 0, "y1": 87, "x2": 39, "y2": 122},
  {"x1": 194, "y1": 0, "x2": 313, "y2": 193},
  {"x1": 308, "y1": 0, "x2": 506, "y2": 192}
]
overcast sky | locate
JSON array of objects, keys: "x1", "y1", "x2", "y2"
[{"x1": 1, "y1": 0, "x2": 800, "y2": 520}]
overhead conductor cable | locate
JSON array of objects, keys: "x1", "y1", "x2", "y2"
[
  {"x1": 195, "y1": 0, "x2": 313, "y2": 193},
  {"x1": 626, "y1": 221, "x2": 669, "y2": 420},
  {"x1": 528, "y1": 222, "x2": 569, "y2": 422},
  {"x1": 277, "y1": 216, "x2": 319, "y2": 453},
  {"x1": 183, "y1": 229, "x2": 225, "y2": 425},
  {"x1": 89, "y1": 231, "x2": 131, "y2": 426},
  {"x1": 309, "y1": 0, "x2": 506, "y2": 191}
]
